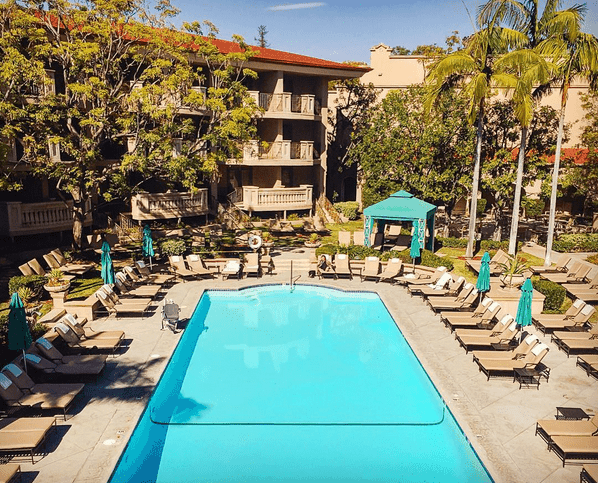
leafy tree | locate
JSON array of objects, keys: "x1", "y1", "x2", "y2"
[
  {"x1": 255, "y1": 25, "x2": 269, "y2": 48},
  {"x1": 391, "y1": 46, "x2": 411, "y2": 55},
  {"x1": 347, "y1": 86, "x2": 475, "y2": 210},
  {"x1": 0, "y1": 0, "x2": 259, "y2": 249}
]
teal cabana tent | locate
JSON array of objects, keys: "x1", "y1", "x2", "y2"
[{"x1": 363, "y1": 190, "x2": 437, "y2": 251}]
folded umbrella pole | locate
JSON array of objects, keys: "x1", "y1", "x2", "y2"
[
  {"x1": 142, "y1": 225, "x2": 155, "y2": 271},
  {"x1": 8, "y1": 293, "x2": 32, "y2": 373}
]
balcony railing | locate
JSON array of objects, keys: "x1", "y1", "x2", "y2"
[
  {"x1": 239, "y1": 185, "x2": 313, "y2": 213},
  {"x1": 158, "y1": 86, "x2": 207, "y2": 111},
  {"x1": 243, "y1": 140, "x2": 314, "y2": 162},
  {"x1": 248, "y1": 91, "x2": 320, "y2": 115},
  {"x1": 131, "y1": 190, "x2": 209, "y2": 221},
  {"x1": 1, "y1": 199, "x2": 92, "y2": 238}
]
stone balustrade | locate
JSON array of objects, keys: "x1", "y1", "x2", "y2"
[
  {"x1": 243, "y1": 140, "x2": 314, "y2": 162},
  {"x1": 247, "y1": 91, "x2": 319, "y2": 115},
  {"x1": 1, "y1": 199, "x2": 92, "y2": 239},
  {"x1": 131, "y1": 191, "x2": 209, "y2": 221},
  {"x1": 240, "y1": 185, "x2": 313, "y2": 214}
]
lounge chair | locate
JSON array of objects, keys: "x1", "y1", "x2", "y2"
[
  {"x1": 59, "y1": 313, "x2": 125, "y2": 342},
  {"x1": 169, "y1": 255, "x2": 198, "y2": 280},
  {"x1": 466, "y1": 249, "x2": 511, "y2": 275},
  {"x1": 427, "y1": 284, "x2": 478, "y2": 312},
  {"x1": 471, "y1": 333, "x2": 540, "y2": 362},
  {"x1": 576, "y1": 355, "x2": 598, "y2": 380},
  {"x1": 18, "y1": 262, "x2": 36, "y2": 277},
  {"x1": 474, "y1": 342, "x2": 549, "y2": 380},
  {"x1": 378, "y1": 258, "x2": 403, "y2": 283},
  {"x1": 24, "y1": 258, "x2": 74, "y2": 281},
  {"x1": 444, "y1": 300, "x2": 502, "y2": 332},
  {"x1": 456, "y1": 319, "x2": 519, "y2": 353},
  {"x1": 22, "y1": 353, "x2": 106, "y2": 377},
  {"x1": 533, "y1": 299, "x2": 586, "y2": 323},
  {"x1": 533, "y1": 304, "x2": 595, "y2": 334},
  {"x1": 313, "y1": 215, "x2": 329, "y2": 234},
  {"x1": 551, "y1": 323, "x2": 598, "y2": 343},
  {"x1": 370, "y1": 232, "x2": 384, "y2": 251},
  {"x1": 317, "y1": 255, "x2": 336, "y2": 279},
  {"x1": 530, "y1": 255, "x2": 573, "y2": 274},
  {"x1": 1, "y1": 364, "x2": 83, "y2": 419},
  {"x1": 562, "y1": 272, "x2": 598, "y2": 295},
  {"x1": 453, "y1": 313, "x2": 514, "y2": 339},
  {"x1": 114, "y1": 272, "x2": 161, "y2": 298},
  {"x1": 222, "y1": 259, "x2": 242, "y2": 280},
  {"x1": 334, "y1": 254, "x2": 353, "y2": 280},
  {"x1": 186, "y1": 254, "x2": 216, "y2": 279},
  {"x1": 0, "y1": 463, "x2": 20, "y2": 482},
  {"x1": 134, "y1": 261, "x2": 175, "y2": 285},
  {"x1": 553, "y1": 335, "x2": 598, "y2": 357},
  {"x1": 0, "y1": 417, "x2": 56, "y2": 463},
  {"x1": 55, "y1": 321, "x2": 123, "y2": 352},
  {"x1": 162, "y1": 300, "x2": 181, "y2": 332},
  {"x1": 353, "y1": 231, "x2": 365, "y2": 246},
  {"x1": 96, "y1": 288, "x2": 152, "y2": 318},
  {"x1": 581, "y1": 464, "x2": 598, "y2": 483},
  {"x1": 44, "y1": 249, "x2": 94, "y2": 275},
  {"x1": 338, "y1": 231, "x2": 351, "y2": 247},
  {"x1": 535, "y1": 413, "x2": 598, "y2": 447},
  {"x1": 34, "y1": 336, "x2": 108, "y2": 365},
  {"x1": 361, "y1": 256, "x2": 381, "y2": 282},
  {"x1": 243, "y1": 253, "x2": 261, "y2": 278},
  {"x1": 542, "y1": 262, "x2": 592, "y2": 284},
  {"x1": 395, "y1": 266, "x2": 448, "y2": 286},
  {"x1": 440, "y1": 296, "x2": 493, "y2": 329},
  {"x1": 417, "y1": 276, "x2": 465, "y2": 298},
  {"x1": 549, "y1": 435, "x2": 598, "y2": 466},
  {"x1": 408, "y1": 272, "x2": 452, "y2": 296}
]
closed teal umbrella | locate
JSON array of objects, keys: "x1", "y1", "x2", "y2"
[
  {"x1": 101, "y1": 241, "x2": 115, "y2": 285},
  {"x1": 515, "y1": 278, "x2": 534, "y2": 342},
  {"x1": 410, "y1": 220, "x2": 421, "y2": 271},
  {"x1": 142, "y1": 225, "x2": 155, "y2": 270},
  {"x1": 8, "y1": 292, "x2": 32, "y2": 373},
  {"x1": 476, "y1": 251, "x2": 491, "y2": 295}
]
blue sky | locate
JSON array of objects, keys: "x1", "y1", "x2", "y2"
[{"x1": 172, "y1": 0, "x2": 598, "y2": 64}]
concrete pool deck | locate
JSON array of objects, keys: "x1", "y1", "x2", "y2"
[{"x1": 12, "y1": 247, "x2": 598, "y2": 483}]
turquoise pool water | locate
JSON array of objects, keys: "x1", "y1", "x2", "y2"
[{"x1": 109, "y1": 285, "x2": 493, "y2": 482}]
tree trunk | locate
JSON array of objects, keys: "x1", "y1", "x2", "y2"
[
  {"x1": 70, "y1": 184, "x2": 87, "y2": 251},
  {"x1": 465, "y1": 108, "x2": 484, "y2": 258},
  {"x1": 508, "y1": 126, "x2": 527, "y2": 256},
  {"x1": 544, "y1": 91, "x2": 568, "y2": 266}
]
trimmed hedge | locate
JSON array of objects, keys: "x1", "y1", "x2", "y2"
[
  {"x1": 159, "y1": 238, "x2": 186, "y2": 256},
  {"x1": 7, "y1": 275, "x2": 47, "y2": 301},
  {"x1": 532, "y1": 277, "x2": 566, "y2": 312},
  {"x1": 333, "y1": 202, "x2": 360, "y2": 221},
  {"x1": 476, "y1": 198, "x2": 487, "y2": 215},
  {"x1": 437, "y1": 237, "x2": 468, "y2": 248},
  {"x1": 522, "y1": 197, "x2": 545, "y2": 218},
  {"x1": 552, "y1": 234, "x2": 598, "y2": 253}
]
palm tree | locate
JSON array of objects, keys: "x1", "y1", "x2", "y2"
[
  {"x1": 540, "y1": 29, "x2": 598, "y2": 266},
  {"x1": 425, "y1": 24, "x2": 525, "y2": 258},
  {"x1": 479, "y1": 0, "x2": 586, "y2": 256}
]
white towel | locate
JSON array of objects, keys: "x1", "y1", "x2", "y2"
[
  {"x1": 488, "y1": 302, "x2": 499, "y2": 312},
  {"x1": 25, "y1": 354, "x2": 41, "y2": 363},
  {"x1": 171, "y1": 255, "x2": 181, "y2": 262},
  {"x1": 55, "y1": 322, "x2": 71, "y2": 334},
  {"x1": 0, "y1": 373, "x2": 12, "y2": 390},
  {"x1": 573, "y1": 299, "x2": 585, "y2": 308},
  {"x1": 37, "y1": 337, "x2": 53, "y2": 350},
  {"x1": 188, "y1": 254, "x2": 200, "y2": 261},
  {"x1": 63, "y1": 313, "x2": 77, "y2": 325},
  {"x1": 524, "y1": 334, "x2": 538, "y2": 345},
  {"x1": 508, "y1": 321, "x2": 517, "y2": 331},
  {"x1": 137, "y1": 260, "x2": 146, "y2": 268},
  {"x1": 4, "y1": 364, "x2": 22, "y2": 377},
  {"x1": 531, "y1": 343, "x2": 547, "y2": 356},
  {"x1": 481, "y1": 298, "x2": 493, "y2": 307},
  {"x1": 581, "y1": 305, "x2": 594, "y2": 315},
  {"x1": 500, "y1": 314, "x2": 514, "y2": 324}
]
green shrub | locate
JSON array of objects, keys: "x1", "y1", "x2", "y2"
[
  {"x1": 333, "y1": 201, "x2": 360, "y2": 221},
  {"x1": 287, "y1": 213, "x2": 301, "y2": 221},
  {"x1": 476, "y1": 199, "x2": 487, "y2": 215},
  {"x1": 315, "y1": 244, "x2": 338, "y2": 257},
  {"x1": 532, "y1": 277, "x2": 566, "y2": 312},
  {"x1": 522, "y1": 197, "x2": 545, "y2": 218},
  {"x1": 552, "y1": 234, "x2": 598, "y2": 253},
  {"x1": 159, "y1": 238, "x2": 187, "y2": 256},
  {"x1": 421, "y1": 250, "x2": 454, "y2": 271},
  {"x1": 437, "y1": 237, "x2": 468, "y2": 248},
  {"x1": 8, "y1": 275, "x2": 46, "y2": 300}
]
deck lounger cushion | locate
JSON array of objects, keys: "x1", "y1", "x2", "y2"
[
  {"x1": 35, "y1": 337, "x2": 108, "y2": 365},
  {"x1": 550, "y1": 436, "x2": 598, "y2": 466},
  {"x1": 24, "y1": 354, "x2": 105, "y2": 376}
]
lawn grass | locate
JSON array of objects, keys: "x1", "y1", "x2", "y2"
[{"x1": 321, "y1": 220, "x2": 365, "y2": 245}]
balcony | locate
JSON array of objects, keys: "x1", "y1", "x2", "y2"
[
  {"x1": 131, "y1": 190, "x2": 209, "y2": 221},
  {"x1": 238, "y1": 185, "x2": 313, "y2": 215},
  {"x1": 248, "y1": 91, "x2": 321, "y2": 119},
  {"x1": 241, "y1": 140, "x2": 315, "y2": 165},
  {"x1": 1, "y1": 199, "x2": 92, "y2": 239}
]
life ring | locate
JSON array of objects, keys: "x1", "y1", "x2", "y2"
[{"x1": 248, "y1": 234, "x2": 263, "y2": 250}]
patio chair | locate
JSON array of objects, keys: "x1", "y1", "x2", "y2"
[
  {"x1": 408, "y1": 272, "x2": 452, "y2": 296},
  {"x1": 385, "y1": 225, "x2": 402, "y2": 244},
  {"x1": 334, "y1": 254, "x2": 353, "y2": 280},
  {"x1": 338, "y1": 231, "x2": 351, "y2": 247},
  {"x1": 353, "y1": 231, "x2": 365, "y2": 246},
  {"x1": 530, "y1": 255, "x2": 573, "y2": 274},
  {"x1": 417, "y1": 276, "x2": 465, "y2": 298},
  {"x1": 378, "y1": 258, "x2": 403, "y2": 283},
  {"x1": 0, "y1": 417, "x2": 57, "y2": 463},
  {"x1": 533, "y1": 304, "x2": 595, "y2": 334},
  {"x1": 34, "y1": 336, "x2": 109, "y2": 365},
  {"x1": 96, "y1": 287, "x2": 152, "y2": 318},
  {"x1": 361, "y1": 256, "x2": 381, "y2": 282},
  {"x1": 427, "y1": 283, "x2": 477, "y2": 312},
  {"x1": 169, "y1": 255, "x2": 198, "y2": 281},
  {"x1": 162, "y1": 299, "x2": 181, "y2": 332},
  {"x1": 222, "y1": 259, "x2": 242, "y2": 280},
  {"x1": 370, "y1": 232, "x2": 384, "y2": 251},
  {"x1": 21, "y1": 353, "x2": 106, "y2": 377},
  {"x1": 456, "y1": 319, "x2": 519, "y2": 353},
  {"x1": 243, "y1": 253, "x2": 261, "y2": 278},
  {"x1": 186, "y1": 254, "x2": 217, "y2": 279},
  {"x1": 444, "y1": 300, "x2": 502, "y2": 332},
  {"x1": 134, "y1": 261, "x2": 175, "y2": 285},
  {"x1": 317, "y1": 254, "x2": 336, "y2": 279},
  {"x1": 101, "y1": 283, "x2": 153, "y2": 307},
  {"x1": 576, "y1": 355, "x2": 598, "y2": 380},
  {"x1": 395, "y1": 266, "x2": 447, "y2": 286},
  {"x1": 453, "y1": 313, "x2": 514, "y2": 339},
  {"x1": 471, "y1": 333, "x2": 540, "y2": 362},
  {"x1": 535, "y1": 413, "x2": 598, "y2": 447},
  {"x1": 549, "y1": 435, "x2": 598, "y2": 466},
  {"x1": 114, "y1": 271, "x2": 161, "y2": 298},
  {"x1": 474, "y1": 342, "x2": 550, "y2": 380},
  {"x1": 59, "y1": 313, "x2": 125, "y2": 342},
  {"x1": 1, "y1": 364, "x2": 83, "y2": 419},
  {"x1": 54, "y1": 321, "x2": 123, "y2": 352}
]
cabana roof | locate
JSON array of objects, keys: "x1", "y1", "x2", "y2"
[{"x1": 363, "y1": 190, "x2": 436, "y2": 221}]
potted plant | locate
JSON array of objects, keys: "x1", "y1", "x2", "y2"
[
  {"x1": 44, "y1": 269, "x2": 70, "y2": 293},
  {"x1": 305, "y1": 233, "x2": 321, "y2": 248},
  {"x1": 261, "y1": 231, "x2": 274, "y2": 247},
  {"x1": 498, "y1": 257, "x2": 528, "y2": 289}
]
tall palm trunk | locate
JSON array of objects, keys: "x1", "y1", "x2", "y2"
[
  {"x1": 509, "y1": 126, "x2": 527, "y2": 256},
  {"x1": 466, "y1": 106, "x2": 485, "y2": 258},
  {"x1": 544, "y1": 85, "x2": 568, "y2": 266}
]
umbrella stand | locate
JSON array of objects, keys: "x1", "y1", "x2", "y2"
[{"x1": 22, "y1": 349, "x2": 28, "y2": 374}]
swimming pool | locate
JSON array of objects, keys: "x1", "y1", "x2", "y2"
[{"x1": 109, "y1": 285, "x2": 493, "y2": 482}]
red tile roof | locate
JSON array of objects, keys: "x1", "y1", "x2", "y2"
[{"x1": 510, "y1": 147, "x2": 592, "y2": 165}]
